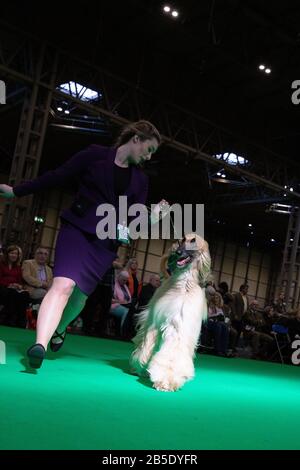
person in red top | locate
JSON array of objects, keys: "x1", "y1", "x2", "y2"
[
  {"x1": 0, "y1": 245, "x2": 30, "y2": 327},
  {"x1": 126, "y1": 258, "x2": 142, "y2": 306}
]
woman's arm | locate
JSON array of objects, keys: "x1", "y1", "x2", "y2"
[{"x1": 10, "y1": 145, "x2": 105, "y2": 198}]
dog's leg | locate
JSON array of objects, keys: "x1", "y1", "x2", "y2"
[
  {"x1": 148, "y1": 325, "x2": 199, "y2": 392},
  {"x1": 130, "y1": 327, "x2": 158, "y2": 377}
]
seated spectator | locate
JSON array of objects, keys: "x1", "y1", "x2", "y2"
[
  {"x1": 81, "y1": 258, "x2": 123, "y2": 336},
  {"x1": 22, "y1": 247, "x2": 53, "y2": 302},
  {"x1": 126, "y1": 258, "x2": 142, "y2": 307},
  {"x1": 230, "y1": 283, "x2": 249, "y2": 349},
  {"x1": 122, "y1": 273, "x2": 161, "y2": 340},
  {"x1": 272, "y1": 291, "x2": 287, "y2": 315},
  {"x1": 218, "y1": 281, "x2": 234, "y2": 306},
  {"x1": 138, "y1": 274, "x2": 161, "y2": 309},
  {"x1": 262, "y1": 305, "x2": 277, "y2": 334},
  {"x1": 274, "y1": 308, "x2": 300, "y2": 341},
  {"x1": 242, "y1": 300, "x2": 274, "y2": 359},
  {"x1": 110, "y1": 270, "x2": 132, "y2": 336},
  {"x1": 0, "y1": 245, "x2": 30, "y2": 327},
  {"x1": 206, "y1": 292, "x2": 233, "y2": 357}
]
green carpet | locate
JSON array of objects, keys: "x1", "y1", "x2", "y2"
[{"x1": 0, "y1": 326, "x2": 299, "y2": 450}]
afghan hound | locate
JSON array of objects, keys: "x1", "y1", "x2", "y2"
[{"x1": 130, "y1": 233, "x2": 211, "y2": 391}]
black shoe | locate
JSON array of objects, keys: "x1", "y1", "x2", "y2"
[
  {"x1": 50, "y1": 329, "x2": 66, "y2": 352},
  {"x1": 27, "y1": 343, "x2": 46, "y2": 369}
]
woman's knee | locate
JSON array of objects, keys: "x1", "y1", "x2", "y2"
[{"x1": 51, "y1": 277, "x2": 75, "y2": 297}]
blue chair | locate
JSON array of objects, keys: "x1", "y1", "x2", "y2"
[{"x1": 270, "y1": 324, "x2": 291, "y2": 364}]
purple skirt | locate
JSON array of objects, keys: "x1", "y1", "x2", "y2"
[{"x1": 53, "y1": 222, "x2": 118, "y2": 295}]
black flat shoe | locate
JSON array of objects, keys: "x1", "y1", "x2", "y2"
[
  {"x1": 27, "y1": 343, "x2": 46, "y2": 369},
  {"x1": 50, "y1": 329, "x2": 66, "y2": 352}
]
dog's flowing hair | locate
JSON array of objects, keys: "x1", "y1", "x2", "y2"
[{"x1": 130, "y1": 233, "x2": 211, "y2": 392}]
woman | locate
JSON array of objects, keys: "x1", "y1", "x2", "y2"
[
  {"x1": 110, "y1": 270, "x2": 132, "y2": 336},
  {"x1": 125, "y1": 258, "x2": 142, "y2": 306},
  {"x1": 0, "y1": 245, "x2": 30, "y2": 327},
  {"x1": 0, "y1": 120, "x2": 167, "y2": 368},
  {"x1": 206, "y1": 292, "x2": 233, "y2": 357}
]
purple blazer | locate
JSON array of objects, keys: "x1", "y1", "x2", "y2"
[{"x1": 13, "y1": 145, "x2": 149, "y2": 235}]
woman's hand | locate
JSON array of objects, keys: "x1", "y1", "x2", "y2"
[
  {"x1": 0, "y1": 184, "x2": 15, "y2": 199},
  {"x1": 150, "y1": 199, "x2": 170, "y2": 224},
  {"x1": 8, "y1": 283, "x2": 19, "y2": 289}
]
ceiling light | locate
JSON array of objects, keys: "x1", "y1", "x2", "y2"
[
  {"x1": 171, "y1": 10, "x2": 179, "y2": 17},
  {"x1": 265, "y1": 68, "x2": 271, "y2": 74},
  {"x1": 163, "y1": 5, "x2": 171, "y2": 13},
  {"x1": 259, "y1": 65, "x2": 265, "y2": 70}
]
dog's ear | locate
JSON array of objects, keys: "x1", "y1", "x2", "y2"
[{"x1": 196, "y1": 241, "x2": 211, "y2": 283}]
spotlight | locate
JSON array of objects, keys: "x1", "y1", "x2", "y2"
[
  {"x1": 172, "y1": 10, "x2": 179, "y2": 17},
  {"x1": 163, "y1": 5, "x2": 171, "y2": 12},
  {"x1": 248, "y1": 223, "x2": 252, "y2": 227},
  {"x1": 64, "y1": 109, "x2": 70, "y2": 115},
  {"x1": 290, "y1": 187, "x2": 294, "y2": 192},
  {"x1": 270, "y1": 238, "x2": 276, "y2": 242},
  {"x1": 290, "y1": 238, "x2": 294, "y2": 242},
  {"x1": 258, "y1": 65, "x2": 265, "y2": 70},
  {"x1": 265, "y1": 68, "x2": 271, "y2": 74},
  {"x1": 221, "y1": 173, "x2": 226, "y2": 178},
  {"x1": 217, "y1": 172, "x2": 222, "y2": 176},
  {"x1": 57, "y1": 107, "x2": 63, "y2": 112}
]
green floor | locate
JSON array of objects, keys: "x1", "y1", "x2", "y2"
[{"x1": 0, "y1": 326, "x2": 299, "y2": 450}]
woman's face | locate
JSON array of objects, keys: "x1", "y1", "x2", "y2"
[
  {"x1": 130, "y1": 260, "x2": 138, "y2": 271},
  {"x1": 130, "y1": 136, "x2": 159, "y2": 165},
  {"x1": 8, "y1": 250, "x2": 19, "y2": 264},
  {"x1": 119, "y1": 275, "x2": 128, "y2": 285}
]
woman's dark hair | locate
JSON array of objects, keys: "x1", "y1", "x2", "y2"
[
  {"x1": 2, "y1": 244, "x2": 23, "y2": 266},
  {"x1": 218, "y1": 282, "x2": 229, "y2": 293},
  {"x1": 114, "y1": 120, "x2": 161, "y2": 147}
]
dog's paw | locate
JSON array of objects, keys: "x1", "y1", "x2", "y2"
[{"x1": 153, "y1": 381, "x2": 178, "y2": 392}]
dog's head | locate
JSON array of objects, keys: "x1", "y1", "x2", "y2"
[{"x1": 167, "y1": 233, "x2": 211, "y2": 282}]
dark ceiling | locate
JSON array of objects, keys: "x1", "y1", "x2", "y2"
[{"x1": 1, "y1": 0, "x2": 300, "y2": 249}]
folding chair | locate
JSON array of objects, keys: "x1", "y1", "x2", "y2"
[{"x1": 270, "y1": 324, "x2": 291, "y2": 364}]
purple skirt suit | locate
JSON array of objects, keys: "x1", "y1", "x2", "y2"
[{"x1": 13, "y1": 145, "x2": 148, "y2": 295}]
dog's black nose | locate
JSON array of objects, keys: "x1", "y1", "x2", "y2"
[{"x1": 176, "y1": 247, "x2": 183, "y2": 256}]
